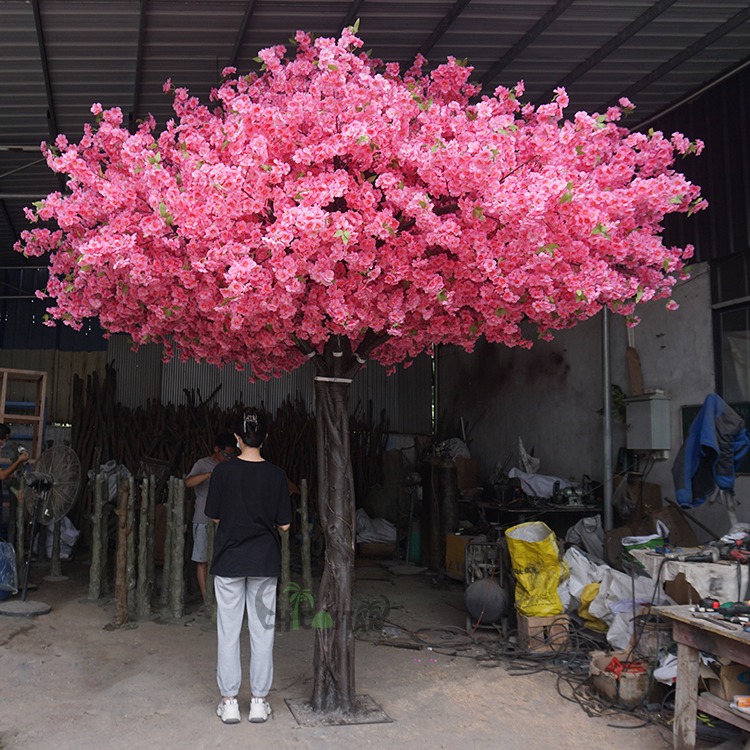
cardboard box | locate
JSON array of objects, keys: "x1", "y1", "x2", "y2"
[
  {"x1": 663, "y1": 572, "x2": 701, "y2": 606},
  {"x1": 454, "y1": 457, "x2": 479, "y2": 492},
  {"x1": 518, "y1": 613, "x2": 569, "y2": 652},
  {"x1": 706, "y1": 662, "x2": 750, "y2": 701},
  {"x1": 445, "y1": 534, "x2": 472, "y2": 580},
  {"x1": 589, "y1": 650, "x2": 651, "y2": 708}
]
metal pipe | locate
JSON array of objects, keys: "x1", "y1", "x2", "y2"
[{"x1": 602, "y1": 308, "x2": 613, "y2": 531}]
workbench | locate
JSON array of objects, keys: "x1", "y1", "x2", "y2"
[{"x1": 656, "y1": 605, "x2": 750, "y2": 750}]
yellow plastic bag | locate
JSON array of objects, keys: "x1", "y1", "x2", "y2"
[
  {"x1": 578, "y1": 582, "x2": 608, "y2": 632},
  {"x1": 506, "y1": 521, "x2": 567, "y2": 617}
]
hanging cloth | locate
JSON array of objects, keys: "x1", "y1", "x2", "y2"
[{"x1": 672, "y1": 393, "x2": 750, "y2": 508}]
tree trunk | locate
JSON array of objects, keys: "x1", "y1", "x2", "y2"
[
  {"x1": 311, "y1": 373, "x2": 357, "y2": 713},
  {"x1": 299, "y1": 332, "x2": 385, "y2": 716}
]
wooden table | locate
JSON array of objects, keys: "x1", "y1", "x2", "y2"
[{"x1": 656, "y1": 605, "x2": 750, "y2": 749}]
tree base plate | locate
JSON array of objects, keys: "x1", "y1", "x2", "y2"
[
  {"x1": 285, "y1": 695, "x2": 392, "y2": 726},
  {"x1": 0, "y1": 599, "x2": 52, "y2": 617}
]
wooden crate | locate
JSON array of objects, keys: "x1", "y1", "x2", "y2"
[{"x1": 518, "y1": 613, "x2": 570, "y2": 652}]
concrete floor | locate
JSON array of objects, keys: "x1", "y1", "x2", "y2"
[{"x1": 0, "y1": 557, "x2": 727, "y2": 750}]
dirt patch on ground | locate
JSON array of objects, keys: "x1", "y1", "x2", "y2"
[{"x1": 1, "y1": 560, "x2": 677, "y2": 749}]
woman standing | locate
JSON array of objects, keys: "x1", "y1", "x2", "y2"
[{"x1": 205, "y1": 407, "x2": 292, "y2": 724}]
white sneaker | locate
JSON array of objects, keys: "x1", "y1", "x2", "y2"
[
  {"x1": 248, "y1": 697, "x2": 272, "y2": 723},
  {"x1": 216, "y1": 698, "x2": 241, "y2": 724}
]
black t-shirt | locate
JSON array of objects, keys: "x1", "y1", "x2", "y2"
[{"x1": 205, "y1": 458, "x2": 292, "y2": 578}]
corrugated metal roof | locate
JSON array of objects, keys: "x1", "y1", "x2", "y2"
[{"x1": 2, "y1": 0, "x2": 749, "y2": 265}]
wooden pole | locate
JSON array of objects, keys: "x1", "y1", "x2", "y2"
[
  {"x1": 113, "y1": 478, "x2": 129, "y2": 626},
  {"x1": 160, "y1": 479, "x2": 173, "y2": 611},
  {"x1": 169, "y1": 477, "x2": 185, "y2": 620},
  {"x1": 137, "y1": 477, "x2": 152, "y2": 617},
  {"x1": 49, "y1": 520, "x2": 63, "y2": 578},
  {"x1": 99, "y1": 474, "x2": 110, "y2": 597},
  {"x1": 147, "y1": 475, "x2": 156, "y2": 601},
  {"x1": 300, "y1": 478, "x2": 313, "y2": 615},
  {"x1": 126, "y1": 475, "x2": 136, "y2": 616},
  {"x1": 206, "y1": 520, "x2": 216, "y2": 622},
  {"x1": 88, "y1": 473, "x2": 104, "y2": 601},
  {"x1": 279, "y1": 528, "x2": 290, "y2": 627},
  {"x1": 10, "y1": 479, "x2": 26, "y2": 572}
]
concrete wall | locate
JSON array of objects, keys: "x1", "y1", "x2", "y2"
[{"x1": 436, "y1": 262, "x2": 746, "y2": 537}]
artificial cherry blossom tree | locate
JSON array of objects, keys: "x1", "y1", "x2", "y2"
[{"x1": 17, "y1": 27, "x2": 704, "y2": 715}]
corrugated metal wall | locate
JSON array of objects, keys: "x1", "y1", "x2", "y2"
[{"x1": 107, "y1": 334, "x2": 433, "y2": 435}]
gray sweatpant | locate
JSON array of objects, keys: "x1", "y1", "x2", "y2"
[{"x1": 214, "y1": 576, "x2": 277, "y2": 699}]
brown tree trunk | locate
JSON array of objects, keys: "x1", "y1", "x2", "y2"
[
  {"x1": 311, "y1": 373, "x2": 357, "y2": 713},
  {"x1": 297, "y1": 332, "x2": 385, "y2": 716}
]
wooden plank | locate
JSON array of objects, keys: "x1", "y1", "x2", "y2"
[
  {"x1": 626, "y1": 346, "x2": 644, "y2": 396},
  {"x1": 674, "y1": 641, "x2": 699, "y2": 750},
  {"x1": 698, "y1": 692, "x2": 750, "y2": 733}
]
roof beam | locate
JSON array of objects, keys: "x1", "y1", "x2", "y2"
[
  {"x1": 31, "y1": 0, "x2": 65, "y2": 194},
  {"x1": 129, "y1": 0, "x2": 148, "y2": 132},
  {"x1": 606, "y1": 5, "x2": 750, "y2": 112},
  {"x1": 339, "y1": 0, "x2": 367, "y2": 33},
  {"x1": 534, "y1": 0, "x2": 679, "y2": 105},
  {"x1": 479, "y1": 0, "x2": 576, "y2": 91},
  {"x1": 228, "y1": 0, "x2": 259, "y2": 70},
  {"x1": 417, "y1": 0, "x2": 473, "y2": 57},
  {"x1": 31, "y1": 0, "x2": 59, "y2": 140}
]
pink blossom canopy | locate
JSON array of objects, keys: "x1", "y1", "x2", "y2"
[{"x1": 17, "y1": 28, "x2": 705, "y2": 379}]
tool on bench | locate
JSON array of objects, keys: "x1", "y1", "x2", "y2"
[
  {"x1": 719, "y1": 538, "x2": 750, "y2": 564},
  {"x1": 665, "y1": 547, "x2": 720, "y2": 563},
  {"x1": 691, "y1": 612, "x2": 740, "y2": 630}
]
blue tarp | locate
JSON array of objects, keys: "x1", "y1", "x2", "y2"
[{"x1": 672, "y1": 394, "x2": 750, "y2": 508}]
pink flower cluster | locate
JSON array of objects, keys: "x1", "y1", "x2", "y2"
[{"x1": 16, "y1": 29, "x2": 705, "y2": 378}]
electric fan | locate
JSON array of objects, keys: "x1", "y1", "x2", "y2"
[{"x1": 25, "y1": 445, "x2": 81, "y2": 527}]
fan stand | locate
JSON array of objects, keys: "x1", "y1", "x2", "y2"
[{"x1": 0, "y1": 479, "x2": 52, "y2": 617}]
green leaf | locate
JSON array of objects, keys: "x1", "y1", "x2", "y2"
[
  {"x1": 591, "y1": 223, "x2": 610, "y2": 239},
  {"x1": 472, "y1": 206, "x2": 484, "y2": 220},
  {"x1": 32, "y1": 200, "x2": 44, "y2": 210},
  {"x1": 356, "y1": 135, "x2": 369, "y2": 145},
  {"x1": 575, "y1": 289, "x2": 587, "y2": 302},
  {"x1": 595, "y1": 114, "x2": 607, "y2": 128},
  {"x1": 350, "y1": 17, "x2": 361, "y2": 34},
  {"x1": 312, "y1": 611, "x2": 334, "y2": 630},
  {"x1": 669, "y1": 195, "x2": 683, "y2": 205},
  {"x1": 327, "y1": 63, "x2": 338, "y2": 71},
  {"x1": 162, "y1": 307, "x2": 173, "y2": 318},
  {"x1": 538, "y1": 242, "x2": 558, "y2": 255},
  {"x1": 334, "y1": 228, "x2": 351, "y2": 244},
  {"x1": 575, "y1": 145, "x2": 584, "y2": 155},
  {"x1": 437, "y1": 290, "x2": 448, "y2": 302},
  {"x1": 635, "y1": 285, "x2": 644, "y2": 303},
  {"x1": 418, "y1": 200, "x2": 427, "y2": 209},
  {"x1": 253, "y1": 56, "x2": 263, "y2": 63},
  {"x1": 495, "y1": 307, "x2": 507, "y2": 317},
  {"x1": 261, "y1": 164, "x2": 272, "y2": 172}
]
